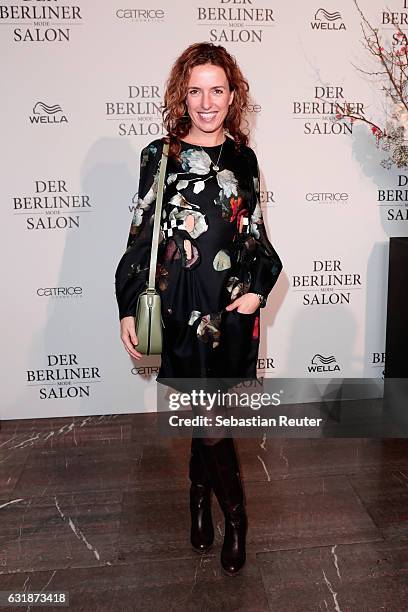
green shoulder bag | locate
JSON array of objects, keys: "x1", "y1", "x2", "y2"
[{"x1": 134, "y1": 141, "x2": 169, "y2": 355}]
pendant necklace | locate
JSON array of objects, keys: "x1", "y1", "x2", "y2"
[{"x1": 199, "y1": 140, "x2": 224, "y2": 172}]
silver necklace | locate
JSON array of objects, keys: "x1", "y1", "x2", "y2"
[{"x1": 199, "y1": 140, "x2": 224, "y2": 172}]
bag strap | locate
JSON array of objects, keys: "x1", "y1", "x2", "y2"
[{"x1": 148, "y1": 140, "x2": 169, "y2": 290}]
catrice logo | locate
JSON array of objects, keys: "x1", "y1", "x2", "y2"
[
  {"x1": 311, "y1": 8, "x2": 346, "y2": 30},
  {"x1": 372, "y1": 352, "x2": 385, "y2": 379},
  {"x1": 305, "y1": 191, "x2": 349, "y2": 204},
  {"x1": 378, "y1": 174, "x2": 408, "y2": 221},
  {"x1": 0, "y1": 2, "x2": 82, "y2": 43},
  {"x1": 132, "y1": 365, "x2": 160, "y2": 376},
  {"x1": 293, "y1": 85, "x2": 365, "y2": 135},
  {"x1": 37, "y1": 286, "x2": 83, "y2": 298},
  {"x1": 116, "y1": 8, "x2": 165, "y2": 22},
  {"x1": 308, "y1": 354, "x2": 340, "y2": 373},
  {"x1": 196, "y1": 0, "x2": 276, "y2": 43},
  {"x1": 292, "y1": 259, "x2": 363, "y2": 306},
  {"x1": 106, "y1": 85, "x2": 165, "y2": 137},
  {"x1": 13, "y1": 179, "x2": 92, "y2": 231},
  {"x1": 26, "y1": 353, "x2": 102, "y2": 400},
  {"x1": 29, "y1": 102, "x2": 68, "y2": 124}
]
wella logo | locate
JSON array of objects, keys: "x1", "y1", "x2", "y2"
[
  {"x1": 30, "y1": 102, "x2": 68, "y2": 124},
  {"x1": 311, "y1": 8, "x2": 346, "y2": 30},
  {"x1": 308, "y1": 354, "x2": 341, "y2": 373}
]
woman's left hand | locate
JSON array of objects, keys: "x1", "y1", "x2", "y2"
[{"x1": 225, "y1": 292, "x2": 260, "y2": 314}]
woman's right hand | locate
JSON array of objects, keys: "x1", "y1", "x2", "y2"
[{"x1": 120, "y1": 316, "x2": 143, "y2": 360}]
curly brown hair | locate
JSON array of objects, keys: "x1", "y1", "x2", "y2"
[{"x1": 162, "y1": 42, "x2": 250, "y2": 159}]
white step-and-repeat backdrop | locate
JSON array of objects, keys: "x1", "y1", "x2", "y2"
[{"x1": 2, "y1": 1, "x2": 407, "y2": 419}]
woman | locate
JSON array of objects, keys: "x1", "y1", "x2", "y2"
[{"x1": 115, "y1": 42, "x2": 283, "y2": 576}]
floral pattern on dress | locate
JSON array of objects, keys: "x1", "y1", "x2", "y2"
[
  {"x1": 155, "y1": 263, "x2": 169, "y2": 292},
  {"x1": 168, "y1": 206, "x2": 208, "y2": 239},
  {"x1": 115, "y1": 136, "x2": 283, "y2": 383},
  {"x1": 180, "y1": 149, "x2": 212, "y2": 175},
  {"x1": 196, "y1": 312, "x2": 222, "y2": 348},
  {"x1": 213, "y1": 186, "x2": 243, "y2": 223},
  {"x1": 249, "y1": 201, "x2": 263, "y2": 239},
  {"x1": 141, "y1": 143, "x2": 158, "y2": 167},
  {"x1": 226, "y1": 274, "x2": 251, "y2": 301},
  {"x1": 172, "y1": 148, "x2": 243, "y2": 225},
  {"x1": 217, "y1": 169, "x2": 238, "y2": 197},
  {"x1": 129, "y1": 165, "x2": 163, "y2": 240},
  {"x1": 159, "y1": 147, "x2": 252, "y2": 281},
  {"x1": 213, "y1": 249, "x2": 231, "y2": 271}
]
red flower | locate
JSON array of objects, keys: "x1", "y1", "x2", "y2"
[{"x1": 229, "y1": 196, "x2": 243, "y2": 222}]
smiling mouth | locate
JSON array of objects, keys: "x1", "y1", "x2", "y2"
[{"x1": 197, "y1": 111, "x2": 218, "y2": 121}]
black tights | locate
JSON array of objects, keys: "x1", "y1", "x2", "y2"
[{"x1": 201, "y1": 438, "x2": 221, "y2": 445}]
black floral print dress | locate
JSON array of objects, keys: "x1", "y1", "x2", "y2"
[{"x1": 115, "y1": 135, "x2": 283, "y2": 390}]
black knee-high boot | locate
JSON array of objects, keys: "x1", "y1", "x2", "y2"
[
  {"x1": 197, "y1": 437, "x2": 247, "y2": 576},
  {"x1": 189, "y1": 437, "x2": 214, "y2": 552}
]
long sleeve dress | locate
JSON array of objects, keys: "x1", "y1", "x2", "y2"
[{"x1": 115, "y1": 135, "x2": 283, "y2": 391}]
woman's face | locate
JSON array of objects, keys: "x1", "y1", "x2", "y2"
[{"x1": 185, "y1": 63, "x2": 234, "y2": 136}]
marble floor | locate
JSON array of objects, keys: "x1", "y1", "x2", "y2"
[{"x1": 0, "y1": 410, "x2": 407, "y2": 611}]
